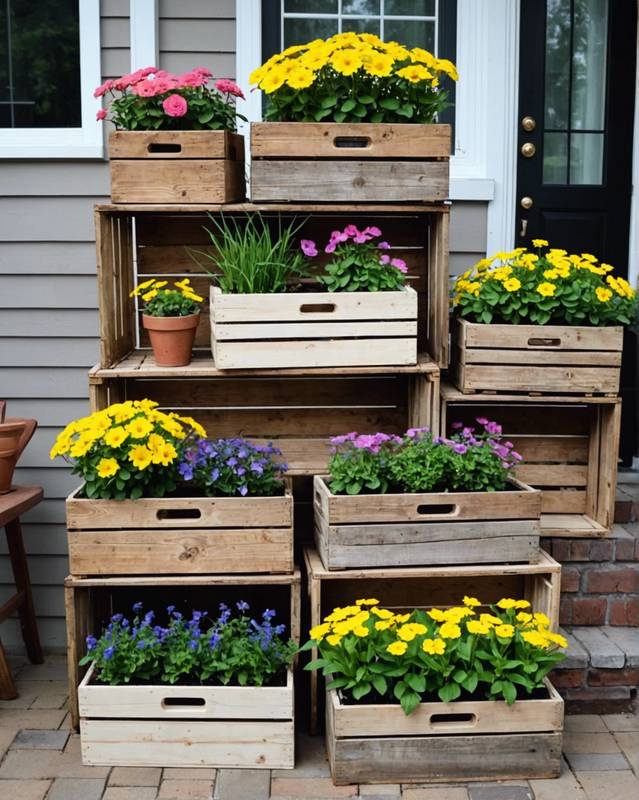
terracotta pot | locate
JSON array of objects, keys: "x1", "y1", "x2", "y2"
[
  {"x1": 142, "y1": 313, "x2": 199, "y2": 367},
  {"x1": 0, "y1": 417, "x2": 37, "y2": 494}
]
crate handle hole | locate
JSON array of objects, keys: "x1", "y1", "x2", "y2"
[
  {"x1": 162, "y1": 697, "x2": 206, "y2": 707},
  {"x1": 300, "y1": 303, "x2": 336, "y2": 313},
  {"x1": 416, "y1": 504, "x2": 457, "y2": 516},
  {"x1": 148, "y1": 143, "x2": 182, "y2": 153},
  {"x1": 430, "y1": 712, "x2": 477, "y2": 727},
  {"x1": 527, "y1": 337, "x2": 561, "y2": 347},
  {"x1": 333, "y1": 136, "x2": 371, "y2": 149},
  {"x1": 156, "y1": 509, "x2": 202, "y2": 520}
]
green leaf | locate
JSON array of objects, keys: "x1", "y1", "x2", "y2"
[
  {"x1": 352, "y1": 682, "x2": 372, "y2": 700},
  {"x1": 405, "y1": 673, "x2": 426, "y2": 693},
  {"x1": 502, "y1": 680, "x2": 517, "y2": 705},
  {"x1": 438, "y1": 682, "x2": 461, "y2": 703},
  {"x1": 198, "y1": 111, "x2": 215, "y2": 124},
  {"x1": 462, "y1": 673, "x2": 479, "y2": 694},
  {"x1": 371, "y1": 674, "x2": 388, "y2": 696},
  {"x1": 358, "y1": 94, "x2": 375, "y2": 104},
  {"x1": 341, "y1": 99, "x2": 357, "y2": 112},
  {"x1": 400, "y1": 689, "x2": 421, "y2": 716},
  {"x1": 379, "y1": 97, "x2": 400, "y2": 110},
  {"x1": 321, "y1": 95, "x2": 338, "y2": 108}
]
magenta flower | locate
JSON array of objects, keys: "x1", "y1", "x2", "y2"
[
  {"x1": 364, "y1": 226, "x2": 382, "y2": 237},
  {"x1": 379, "y1": 254, "x2": 391, "y2": 265},
  {"x1": 476, "y1": 417, "x2": 489, "y2": 426},
  {"x1": 378, "y1": 240, "x2": 391, "y2": 250},
  {"x1": 344, "y1": 224, "x2": 359, "y2": 238},
  {"x1": 451, "y1": 422, "x2": 463, "y2": 429},
  {"x1": 354, "y1": 232, "x2": 372, "y2": 243},
  {"x1": 325, "y1": 241, "x2": 337, "y2": 254},
  {"x1": 391, "y1": 257, "x2": 408, "y2": 273},
  {"x1": 300, "y1": 239, "x2": 318, "y2": 257}
]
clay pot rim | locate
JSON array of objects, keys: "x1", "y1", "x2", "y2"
[
  {"x1": 0, "y1": 421, "x2": 27, "y2": 435},
  {"x1": 142, "y1": 312, "x2": 200, "y2": 332}
]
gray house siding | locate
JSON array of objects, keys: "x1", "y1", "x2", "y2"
[{"x1": 0, "y1": 1, "x2": 488, "y2": 651}]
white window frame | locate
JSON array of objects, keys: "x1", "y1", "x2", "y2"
[
  {"x1": 237, "y1": 0, "x2": 519, "y2": 250},
  {"x1": 0, "y1": 0, "x2": 103, "y2": 159}
]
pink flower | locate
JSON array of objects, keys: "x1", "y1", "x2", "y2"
[
  {"x1": 378, "y1": 241, "x2": 391, "y2": 249},
  {"x1": 96, "y1": 108, "x2": 107, "y2": 121},
  {"x1": 163, "y1": 94, "x2": 188, "y2": 117},
  {"x1": 193, "y1": 66, "x2": 213, "y2": 78},
  {"x1": 300, "y1": 239, "x2": 318, "y2": 257},
  {"x1": 379, "y1": 254, "x2": 391, "y2": 265},
  {"x1": 133, "y1": 80, "x2": 159, "y2": 97},
  {"x1": 179, "y1": 70, "x2": 209, "y2": 88},
  {"x1": 153, "y1": 77, "x2": 179, "y2": 94},
  {"x1": 344, "y1": 224, "x2": 359, "y2": 238},
  {"x1": 215, "y1": 78, "x2": 245, "y2": 98},
  {"x1": 354, "y1": 232, "x2": 372, "y2": 243},
  {"x1": 325, "y1": 241, "x2": 337, "y2": 254},
  {"x1": 93, "y1": 79, "x2": 114, "y2": 98},
  {"x1": 141, "y1": 66, "x2": 158, "y2": 77},
  {"x1": 364, "y1": 226, "x2": 381, "y2": 237},
  {"x1": 391, "y1": 257, "x2": 408, "y2": 273}
]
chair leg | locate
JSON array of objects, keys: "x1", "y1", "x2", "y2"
[
  {"x1": 0, "y1": 638, "x2": 18, "y2": 700},
  {"x1": 5, "y1": 518, "x2": 43, "y2": 664}
]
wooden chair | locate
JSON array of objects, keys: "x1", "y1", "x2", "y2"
[{"x1": 0, "y1": 485, "x2": 44, "y2": 698}]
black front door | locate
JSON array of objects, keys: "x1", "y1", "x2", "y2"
[{"x1": 517, "y1": 0, "x2": 637, "y2": 464}]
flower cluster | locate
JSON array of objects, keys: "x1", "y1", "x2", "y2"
[
  {"x1": 50, "y1": 400, "x2": 206, "y2": 499},
  {"x1": 453, "y1": 241, "x2": 638, "y2": 326},
  {"x1": 131, "y1": 278, "x2": 203, "y2": 317},
  {"x1": 328, "y1": 420, "x2": 522, "y2": 496},
  {"x1": 94, "y1": 67, "x2": 245, "y2": 131},
  {"x1": 302, "y1": 596, "x2": 567, "y2": 714},
  {"x1": 302, "y1": 225, "x2": 408, "y2": 292},
  {"x1": 178, "y1": 437, "x2": 288, "y2": 497},
  {"x1": 81, "y1": 601, "x2": 297, "y2": 687},
  {"x1": 250, "y1": 32, "x2": 458, "y2": 124}
]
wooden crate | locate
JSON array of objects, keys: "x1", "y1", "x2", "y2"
[
  {"x1": 326, "y1": 679, "x2": 563, "y2": 784},
  {"x1": 95, "y1": 203, "x2": 449, "y2": 369},
  {"x1": 65, "y1": 569, "x2": 301, "y2": 730},
  {"x1": 210, "y1": 286, "x2": 418, "y2": 369},
  {"x1": 88, "y1": 359, "x2": 439, "y2": 476},
  {"x1": 453, "y1": 318, "x2": 623, "y2": 395},
  {"x1": 440, "y1": 385, "x2": 621, "y2": 537},
  {"x1": 66, "y1": 480, "x2": 294, "y2": 576},
  {"x1": 79, "y1": 664, "x2": 294, "y2": 768},
  {"x1": 250, "y1": 122, "x2": 450, "y2": 203},
  {"x1": 304, "y1": 547, "x2": 562, "y2": 732},
  {"x1": 108, "y1": 131, "x2": 245, "y2": 204},
  {"x1": 313, "y1": 475, "x2": 541, "y2": 570}
]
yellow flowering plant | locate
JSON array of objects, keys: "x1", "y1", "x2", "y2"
[
  {"x1": 50, "y1": 400, "x2": 206, "y2": 500},
  {"x1": 453, "y1": 241, "x2": 638, "y2": 326},
  {"x1": 302, "y1": 596, "x2": 567, "y2": 715},
  {"x1": 130, "y1": 278, "x2": 203, "y2": 317},
  {"x1": 250, "y1": 32, "x2": 458, "y2": 124}
]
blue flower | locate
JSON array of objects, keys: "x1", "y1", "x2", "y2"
[
  {"x1": 142, "y1": 610, "x2": 155, "y2": 628},
  {"x1": 239, "y1": 485, "x2": 248, "y2": 496},
  {"x1": 103, "y1": 646, "x2": 115, "y2": 661},
  {"x1": 111, "y1": 613, "x2": 123, "y2": 623},
  {"x1": 136, "y1": 640, "x2": 147, "y2": 649},
  {"x1": 179, "y1": 462, "x2": 194, "y2": 480},
  {"x1": 237, "y1": 600, "x2": 249, "y2": 612},
  {"x1": 188, "y1": 639, "x2": 199, "y2": 651},
  {"x1": 121, "y1": 618, "x2": 130, "y2": 629},
  {"x1": 167, "y1": 605, "x2": 175, "y2": 614},
  {"x1": 250, "y1": 461, "x2": 264, "y2": 475},
  {"x1": 210, "y1": 468, "x2": 220, "y2": 482},
  {"x1": 274, "y1": 624, "x2": 286, "y2": 635},
  {"x1": 209, "y1": 632, "x2": 221, "y2": 650},
  {"x1": 132, "y1": 602, "x2": 143, "y2": 613},
  {"x1": 86, "y1": 635, "x2": 97, "y2": 651},
  {"x1": 262, "y1": 608, "x2": 276, "y2": 620}
]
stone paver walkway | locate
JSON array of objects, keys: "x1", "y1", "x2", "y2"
[{"x1": 0, "y1": 655, "x2": 637, "y2": 799}]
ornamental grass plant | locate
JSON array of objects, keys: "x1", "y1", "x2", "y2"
[
  {"x1": 454, "y1": 240, "x2": 638, "y2": 326},
  {"x1": 303, "y1": 597, "x2": 567, "y2": 715},
  {"x1": 250, "y1": 32, "x2": 458, "y2": 123}
]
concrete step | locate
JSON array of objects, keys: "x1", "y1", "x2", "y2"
[{"x1": 615, "y1": 481, "x2": 639, "y2": 524}]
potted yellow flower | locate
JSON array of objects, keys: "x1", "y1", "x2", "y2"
[
  {"x1": 452, "y1": 241, "x2": 638, "y2": 394},
  {"x1": 249, "y1": 32, "x2": 457, "y2": 202}
]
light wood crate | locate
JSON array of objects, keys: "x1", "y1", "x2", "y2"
[
  {"x1": 304, "y1": 547, "x2": 562, "y2": 733},
  {"x1": 94, "y1": 203, "x2": 449, "y2": 369},
  {"x1": 88, "y1": 359, "x2": 439, "y2": 476},
  {"x1": 453, "y1": 318, "x2": 623, "y2": 395},
  {"x1": 108, "y1": 131, "x2": 245, "y2": 204},
  {"x1": 79, "y1": 664, "x2": 294, "y2": 768},
  {"x1": 66, "y1": 480, "x2": 293, "y2": 576},
  {"x1": 210, "y1": 286, "x2": 418, "y2": 369},
  {"x1": 313, "y1": 475, "x2": 541, "y2": 570},
  {"x1": 65, "y1": 569, "x2": 301, "y2": 730},
  {"x1": 250, "y1": 122, "x2": 450, "y2": 203},
  {"x1": 440, "y1": 384, "x2": 621, "y2": 537},
  {"x1": 326, "y1": 679, "x2": 563, "y2": 784}
]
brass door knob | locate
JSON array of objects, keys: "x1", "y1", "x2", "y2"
[
  {"x1": 522, "y1": 116, "x2": 536, "y2": 132},
  {"x1": 520, "y1": 196, "x2": 534, "y2": 209},
  {"x1": 521, "y1": 142, "x2": 536, "y2": 158}
]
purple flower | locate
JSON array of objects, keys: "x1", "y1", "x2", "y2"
[
  {"x1": 132, "y1": 602, "x2": 143, "y2": 613},
  {"x1": 453, "y1": 443, "x2": 468, "y2": 455},
  {"x1": 406, "y1": 427, "x2": 429, "y2": 439},
  {"x1": 379, "y1": 253, "x2": 391, "y2": 265},
  {"x1": 476, "y1": 416, "x2": 489, "y2": 426},
  {"x1": 86, "y1": 635, "x2": 97, "y2": 651},
  {"x1": 391, "y1": 257, "x2": 408, "y2": 274},
  {"x1": 136, "y1": 640, "x2": 147, "y2": 649},
  {"x1": 111, "y1": 613, "x2": 123, "y2": 623},
  {"x1": 237, "y1": 600, "x2": 250, "y2": 612},
  {"x1": 209, "y1": 631, "x2": 221, "y2": 649},
  {"x1": 167, "y1": 605, "x2": 175, "y2": 614},
  {"x1": 354, "y1": 232, "x2": 371, "y2": 244},
  {"x1": 451, "y1": 422, "x2": 463, "y2": 430},
  {"x1": 188, "y1": 639, "x2": 199, "y2": 651},
  {"x1": 343, "y1": 224, "x2": 359, "y2": 238},
  {"x1": 103, "y1": 646, "x2": 115, "y2": 661},
  {"x1": 325, "y1": 241, "x2": 336, "y2": 254},
  {"x1": 262, "y1": 608, "x2": 276, "y2": 620},
  {"x1": 485, "y1": 421, "x2": 502, "y2": 436},
  {"x1": 210, "y1": 468, "x2": 220, "y2": 481},
  {"x1": 179, "y1": 462, "x2": 194, "y2": 480},
  {"x1": 300, "y1": 239, "x2": 318, "y2": 257},
  {"x1": 274, "y1": 624, "x2": 286, "y2": 635},
  {"x1": 364, "y1": 225, "x2": 381, "y2": 237},
  {"x1": 239, "y1": 485, "x2": 248, "y2": 496},
  {"x1": 378, "y1": 240, "x2": 391, "y2": 249}
]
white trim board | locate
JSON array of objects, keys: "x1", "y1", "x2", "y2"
[
  {"x1": 0, "y1": 0, "x2": 103, "y2": 159},
  {"x1": 130, "y1": 0, "x2": 158, "y2": 71}
]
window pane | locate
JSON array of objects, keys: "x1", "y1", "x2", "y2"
[
  {"x1": 570, "y1": 132, "x2": 604, "y2": 184},
  {"x1": 342, "y1": 18, "x2": 381, "y2": 36},
  {"x1": 385, "y1": 1, "x2": 436, "y2": 15},
  {"x1": 571, "y1": 0, "x2": 607, "y2": 130},
  {"x1": 544, "y1": 0, "x2": 571, "y2": 130},
  {"x1": 284, "y1": 17, "x2": 337, "y2": 47},
  {"x1": 384, "y1": 19, "x2": 434, "y2": 49},
  {"x1": 543, "y1": 132, "x2": 569, "y2": 184},
  {"x1": 284, "y1": 0, "x2": 337, "y2": 11},
  {"x1": 342, "y1": 0, "x2": 380, "y2": 14}
]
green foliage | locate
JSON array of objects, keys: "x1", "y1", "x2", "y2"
[{"x1": 132, "y1": 278, "x2": 202, "y2": 317}]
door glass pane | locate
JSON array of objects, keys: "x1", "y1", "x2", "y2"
[
  {"x1": 0, "y1": 0, "x2": 81, "y2": 129},
  {"x1": 342, "y1": 18, "x2": 381, "y2": 36},
  {"x1": 343, "y1": 0, "x2": 380, "y2": 13},
  {"x1": 284, "y1": 0, "x2": 337, "y2": 11},
  {"x1": 284, "y1": 17, "x2": 337, "y2": 46},
  {"x1": 543, "y1": 132, "x2": 569, "y2": 184},
  {"x1": 571, "y1": 0, "x2": 608, "y2": 130},
  {"x1": 570, "y1": 132, "x2": 604, "y2": 183},
  {"x1": 544, "y1": 0, "x2": 571, "y2": 130},
  {"x1": 385, "y1": 19, "x2": 435, "y2": 49},
  {"x1": 385, "y1": 1, "x2": 436, "y2": 14}
]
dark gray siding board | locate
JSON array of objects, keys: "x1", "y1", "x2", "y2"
[{"x1": 0, "y1": 525, "x2": 68, "y2": 556}]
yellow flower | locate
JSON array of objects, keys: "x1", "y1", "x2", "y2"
[
  {"x1": 503, "y1": 278, "x2": 521, "y2": 292},
  {"x1": 363, "y1": 52, "x2": 394, "y2": 77},
  {"x1": 396, "y1": 64, "x2": 432, "y2": 83},
  {"x1": 104, "y1": 426, "x2": 128, "y2": 448},
  {"x1": 411, "y1": 47, "x2": 435, "y2": 67},
  {"x1": 356, "y1": 598, "x2": 379, "y2": 606},
  {"x1": 434, "y1": 57, "x2": 459, "y2": 80},
  {"x1": 467, "y1": 620, "x2": 491, "y2": 635},
  {"x1": 534, "y1": 612, "x2": 551, "y2": 628},
  {"x1": 480, "y1": 613, "x2": 502, "y2": 626},
  {"x1": 422, "y1": 637, "x2": 446, "y2": 655},
  {"x1": 397, "y1": 625, "x2": 417, "y2": 642},
  {"x1": 249, "y1": 65, "x2": 268, "y2": 85},
  {"x1": 371, "y1": 607, "x2": 394, "y2": 619},
  {"x1": 160, "y1": 417, "x2": 185, "y2": 439},
  {"x1": 596, "y1": 287, "x2": 613, "y2": 303},
  {"x1": 515, "y1": 600, "x2": 531, "y2": 609},
  {"x1": 152, "y1": 442, "x2": 178, "y2": 466},
  {"x1": 260, "y1": 69, "x2": 286, "y2": 93},
  {"x1": 333, "y1": 621, "x2": 352, "y2": 636},
  {"x1": 536, "y1": 282, "x2": 556, "y2": 297},
  {"x1": 178, "y1": 415, "x2": 207, "y2": 438},
  {"x1": 97, "y1": 457, "x2": 119, "y2": 478},
  {"x1": 309, "y1": 623, "x2": 331, "y2": 641},
  {"x1": 521, "y1": 630, "x2": 547, "y2": 648},
  {"x1": 463, "y1": 596, "x2": 481, "y2": 607},
  {"x1": 439, "y1": 622, "x2": 462, "y2": 639},
  {"x1": 516, "y1": 612, "x2": 533, "y2": 624},
  {"x1": 497, "y1": 598, "x2": 517, "y2": 610},
  {"x1": 147, "y1": 433, "x2": 166, "y2": 453},
  {"x1": 532, "y1": 238, "x2": 549, "y2": 247},
  {"x1": 128, "y1": 444, "x2": 152, "y2": 470},
  {"x1": 494, "y1": 624, "x2": 515, "y2": 638},
  {"x1": 142, "y1": 289, "x2": 158, "y2": 302},
  {"x1": 375, "y1": 620, "x2": 393, "y2": 631},
  {"x1": 394, "y1": 613, "x2": 411, "y2": 624},
  {"x1": 445, "y1": 607, "x2": 474, "y2": 623},
  {"x1": 543, "y1": 269, "x2": 559, "y2": 280},
  {"x1": 69, "y1": 435, "x2": 96, "y2": 458},
  {"x1": 130, "y1": 278, "x2": 156, "y2": 297},
  {"x1": 331, "y1": 49, "x2": 362, "y2": 76},
  {"x1": 387, "y1": 641, "x2": 408, "y2": 656},
  {"x1": 126, "y1": 417, "x2": 154, "y2": 439},
  {"x1": 542, "y1": 631, "x2": 568, "y2": 648},
  {"x1": 353, "y1": 626, "x2": 369, "y2": 637},
  {"x1": 286, "y1": 66, "x2": 315, "y2": 89},
  {"x1": 427, "y1": 608, "x2": 447, "y2": 622},
  {"x1": 326, "y1": 633, "x2": 343, "y2": 646}
]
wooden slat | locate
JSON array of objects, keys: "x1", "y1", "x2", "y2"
[
  {"x1": 460, "y1": 365, "x2": 620, "y2": 394},
  {"x1": 462, "y1": 348, "x2": 622, "y2": 366},
  {"x1": 459, "y1": 319, "x2": 623, "y2": 350},
  {"x1": 109, "y1": 131, "x2": 244, "y2": 160}
]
